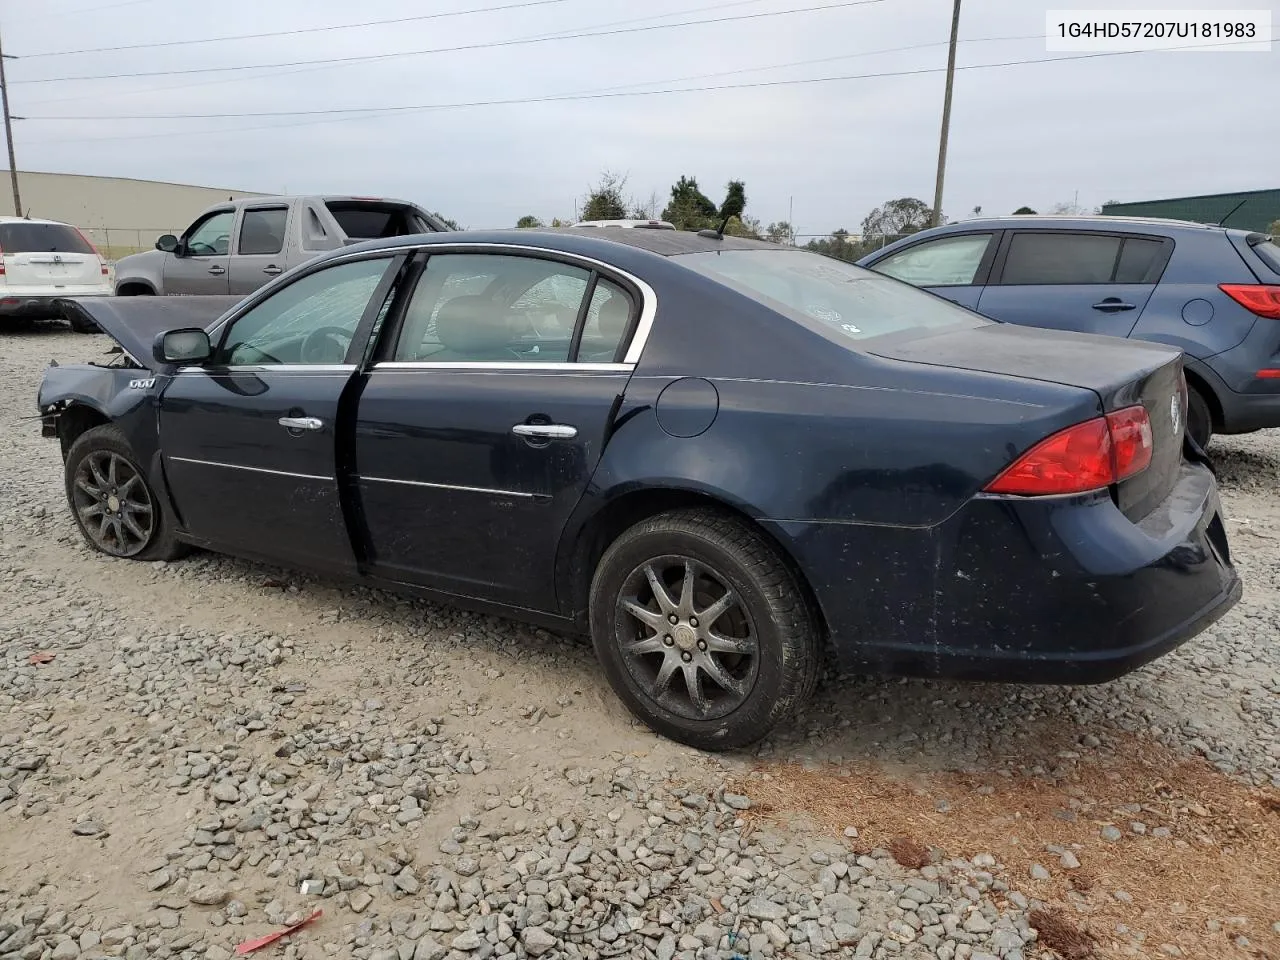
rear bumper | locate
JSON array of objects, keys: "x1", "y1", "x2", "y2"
[
  {"x1": 766, "y1": 460, "x2": 1240, "y2": 683},
  {"x1": 1, "y1": 292, "x2": 111, "y2": 319}
]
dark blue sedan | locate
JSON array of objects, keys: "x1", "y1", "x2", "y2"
[
  {"x1": 39, "y1": 229, "x2": 1240, "y2": 750},
  {"x1": 858, "y1": 216, "x2": 1280, "y2": 449}
]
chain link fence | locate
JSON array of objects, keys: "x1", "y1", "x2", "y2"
[{"x1": 80, "y1": 226, "x2": 182, "y2": 263}]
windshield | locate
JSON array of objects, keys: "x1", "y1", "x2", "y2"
[
  {"x1": 0, "y1": 222, "x2": 95, "y2": 255},
  {"x1": 674, "y1": 249, "x2": 989, "y2": 343}
]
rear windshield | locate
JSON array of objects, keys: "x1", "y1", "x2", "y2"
[
  {"x1": 674, "y1": 249, "x2": 989, "y2": 342},
  {"x1": 0, "y1": 222, "x2": 94, "y2": 255},
  {"x1": 1252, "y1": 238, "x2": 1280, "y2": 274},
  {"x1": 324, "y1": 202, "x2": 422, "y2": 240}
]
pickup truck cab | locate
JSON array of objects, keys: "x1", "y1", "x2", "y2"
[{"x1": 114, "y1": 196, "x2": 449, "y2": 297}]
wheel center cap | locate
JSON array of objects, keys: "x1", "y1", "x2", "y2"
[
  {"x1": 672, "y1": 623, "x2": 698, "y2": 651},
  {"x1": 107, "y1": 496, "x2": 121, "y2": 513}
]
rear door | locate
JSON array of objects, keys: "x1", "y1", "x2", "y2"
[
  {"x1": 353, "y1": 248, "x2": 641, "y2": 610},
  {"x1": 0, "y1": 221, "x2": 103, "y2": 291},
  {"x1": 864, "y1": 231, "x2": 999, "y2": 309},
  {"x1": 163, "y1": 208, "x2": 235, "y2": 295},
  {"x1": 229, "y1": 204, "x2": 291, "y2": 295},
  {"x1": 977, "y1": 230, "x2": 1171, "y2": 336}
]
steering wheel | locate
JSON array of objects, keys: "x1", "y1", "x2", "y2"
[{"x1": 300, "y1": 326, "x2": 354, "y2": 364}]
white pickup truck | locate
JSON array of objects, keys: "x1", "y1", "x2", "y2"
[{"x1": 113, "y1": 195, "x2": 450, "y2": 297}]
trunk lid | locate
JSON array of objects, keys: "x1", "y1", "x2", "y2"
[
  {"x1": 870, "y1": 323, "x2": 1187, "y2": 520},
  {"x1": 1, "y1": 221, "x2": 104, "y2": 288},
  {"x1": 55, "y1": 295, "x2": 243, "y2": 369}
]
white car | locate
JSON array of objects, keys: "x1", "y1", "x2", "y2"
[
  {"x1": 571, "y1": 219, "x2": 677, "y2": 230},
  {"x1": 1, "y1": 216, "x2": 112, "y2": 327}
]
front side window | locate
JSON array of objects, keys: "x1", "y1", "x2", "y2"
[
  {"x1": 676, "y1": 249, "x2": 987, "y2": 344},
  {"x1": 871, "y1": 233, "x2": 993, "y2": 287},
  {"x1": 184, "y1": 211, "x2": 235, "y2": 257},
  {"x1": 217, "y1": 257, "x2": 392, "y2": 365},
  {"x1": 393, "y1": 254, "x2": 600, "y2": 363},
  {"x1": 238, "y1": 208, "x2": 287, "y2": 256}
]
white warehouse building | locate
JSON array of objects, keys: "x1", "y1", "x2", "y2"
[{"x1": 1, "y1": 168, "x2": 267, "y2": 259}]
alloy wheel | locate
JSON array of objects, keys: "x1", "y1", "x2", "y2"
[{"x1": 71, "y1": 451, "x2": 155, "y2": 558}]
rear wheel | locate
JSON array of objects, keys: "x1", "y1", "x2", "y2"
[
  {"x1": 1186, "y1": 385, "x2": 1213, "y2": 449},
  {"x1": 589, "y1": 509, "x2": 819, "y2": 751},
  {"x1": 64, "y1": 425, "x2": 187, "y2": 561}
]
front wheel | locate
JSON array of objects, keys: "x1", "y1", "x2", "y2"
[
  {"x1": 64, "y1": 425, "x2": 187, "y2": 561},
  {"x1": 589, "y1": 509, "x2": 820, "y2": 751},
  {"x1": 1186, "y1": 385, "x2": 1213, "y2": 449}
]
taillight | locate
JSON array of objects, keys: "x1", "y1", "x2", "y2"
[
  {"x1": 71, "y1": 227, "x2": 109, "y2": 275},
  {"x1": 1220, "y1": 283, "x2": 1280, "y2": 319},
  {"x1": 984, "y1": 405, "x2": 1153, "y2": 496}
]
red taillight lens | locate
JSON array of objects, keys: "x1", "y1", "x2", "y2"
[
  {"x1": 1220, "y1": 283, "x2": 1280, "y2": 319},
  {"x1": 984, "y1": 405, "x2": 1153, "y2": 496}
]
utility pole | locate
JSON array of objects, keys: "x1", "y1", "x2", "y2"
[
  {"x1": 931, "y1": 0, "x2": 961, "y2": 228},
  {"x1": 0, "y1": 20, "x2": 21, "y2": 217}
]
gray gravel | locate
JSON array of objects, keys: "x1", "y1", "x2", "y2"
[{"x1": 2, "y1": 325, "x2": 1278, "y2": 959}]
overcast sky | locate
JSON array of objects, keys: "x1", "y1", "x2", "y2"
[{"x1": 4, "y1": 0, "x2": 1277, "y2": 235}]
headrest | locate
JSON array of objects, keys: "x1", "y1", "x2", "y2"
[
  {"x1": 435, "y1": 296, "x2": 512, "y2": 354},
  {"x1": 598, "y1": 292, "x2": 631, "y2": 339}
]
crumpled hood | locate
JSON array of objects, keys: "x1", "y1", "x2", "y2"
[{"x1": 56, "y1": 295, "x2": 243, "y2": 370}]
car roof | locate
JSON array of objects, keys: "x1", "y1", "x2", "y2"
[
  {"x1": 0, "y1": 216, "x2": 76, "y2": 226},
  {"x1": 937, "y1": 215, "x2": 1243, "y2": 235},
  {"x1": 339, "y1": 227, "x2": 787, "y2": 259}
]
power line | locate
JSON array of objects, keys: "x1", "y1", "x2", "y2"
[
  {"x1": 7, "y1": 0, "x2": 893, "y2": 85},
  {"x1": 21, "y1": 36, "x2": 1274, "y2": 127},
  {"x1": 18, "y1": 0, "x2": 580, "y2": 58}
]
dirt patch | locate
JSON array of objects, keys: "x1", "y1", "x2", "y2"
[{"x1": 733, "y1": 735, "x2": 1280, "y2": 960}]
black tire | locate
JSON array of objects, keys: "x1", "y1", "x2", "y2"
[
  {"x1": 589, "y1": 508, "x2": 820, "y2": 751},
  {"x1": 1187, "y1": 385, "x2": 1213, "y2": 449},
  {"x1": 64, "y1": 424, "x2": 188, "y2": 562}
]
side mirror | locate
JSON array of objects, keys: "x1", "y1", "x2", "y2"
[
  {"x1": 156, "y1": 234, "x2": 179, "y2": 253},
  {"x1": 153, "y1": 328, "x2": 212, "y2": 366}
]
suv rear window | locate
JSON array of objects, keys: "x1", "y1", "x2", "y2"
[
  {"x1": 675, "y1": 249, "x2": 988, "y2": 343},
  {"x1": 324, "y1": 202, "x2": 420, "y2": 240},
  {"x1": 1252, "y1": 238, "x2": 1280, "y2": 274},
  {"x1": 0, "y1": 222, "x2": 94, "y2": 255}
]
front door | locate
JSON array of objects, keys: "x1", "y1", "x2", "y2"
[
  {"x1": 229, "y1": 205, "x2": 291, "y2": 295},
  {"x1": 976, "y1": 231, "x2": 1170, "y2": 337},
  {"x1": 354, "y1": 250, "x2": 639, "y2": 610},
  {"x1": 163, "y1": 208, "x2": 236, "y2": 295},
  {"x1": 158, "y1": 254, "x2": 400, "y2": 574}
]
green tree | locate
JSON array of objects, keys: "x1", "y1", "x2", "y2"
[
  {"x1": 516, "y1": 215, "x2": 544, "y2": 229},
  {"x1": 580, "y1": 171, "x2": 629, "y2": 221},
  {"x1": 765, "y1": 221, "x2": 794, "y2": 244},
  {"x1": 861, "y1": 198, "x2": 932, "y2": 238},
  {"x1": 661, "y1": 175, "x2": 720, "y2": 230},
  {"x1": 1269, "y1": 219, "x2": 1280, "y2": 236},
  {"x1": 432, "y1": 212, "x2": 461, "y2": 230},
  {"x1": 1012, "y1": 206, "x2": 1037, "y2": 215}
]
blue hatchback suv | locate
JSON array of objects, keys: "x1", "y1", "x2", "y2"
[{"x1": 858, "y1": 217, "x2": 1280, "y2": 447}]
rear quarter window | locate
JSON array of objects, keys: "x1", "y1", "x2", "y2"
[
  {"x1": 1252, "y1": 238, "x2": 1280, "y2": 274},
  {"x1": 0, "y1": 222, "x2": 94, "y2": 255}
]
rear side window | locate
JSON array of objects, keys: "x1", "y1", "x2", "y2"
[
  {"x1": 238, "y1": 208, "x2": 287, "y2": 256},
  {"x1": 0, "y1": 222, "x2": 94, "y2": 255},
  {"x1": 675, "y1": 249, "x2": 988, "y2": 343},
  {"x1": 325, "y1": 202, "x2": 417, "y2": 240},
  {"x1": 870, "y1": 233, "x2": 993, "y2": 287},
  {"x1": 1000, "y1": 232, "x2": 1167, "y2": 284}
]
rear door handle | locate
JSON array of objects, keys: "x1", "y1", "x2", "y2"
[
  {"x1": 208, "y1": 265, "x2": 226, "y2": 276},
  {"x1": 278, "y1": 416, "x2": 324, "y2": 431},
  {"x1": 263, "y1": 265, "x2": 283, "y2": 276},
  {"x1": 1092, "y1": 298, "x2": 1136, "y2": 312},
  {"x1": 512, "y1": 423, "x2": 577, "y2": 440}
]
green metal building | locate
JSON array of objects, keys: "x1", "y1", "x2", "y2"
[{"x1": 1101, "y1": 189, "x2": 1280, "y2": 233}]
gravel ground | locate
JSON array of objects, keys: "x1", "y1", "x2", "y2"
[{"x1": 2, "y1": 324, "x2": 1277, "y2": 960}]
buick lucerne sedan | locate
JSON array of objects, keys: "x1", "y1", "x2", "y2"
[{"x1": 39, "y1": 229, "x2": 1241, "y2": 749}]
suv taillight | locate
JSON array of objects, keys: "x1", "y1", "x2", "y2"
[
  {"x1": 1220, "y1": 283, "x2": 1280, "y2": 319},
  {"x1": 984, "y1": 405, "x2": 1153, "y2": 496}
]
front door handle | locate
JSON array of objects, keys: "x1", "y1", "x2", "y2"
[
  {"x1": 263, "y1": 265, "x2": 283, "y2": 276},
  {"x1": 208, "y1": 265, "x2": 226, "y2": 276},
  {"x1": 512, "y1": 423, "x2": 577, "y2": 440},
  {"x1": 1092, "y1": 298, "x2": 1136, "y2": 312},
  {"x1": 278, "y1": 416, "x2": 324, "y2": 431}
]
